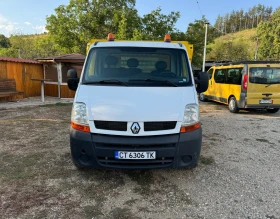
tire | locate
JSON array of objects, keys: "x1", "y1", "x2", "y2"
[
  {"x1": 266, "y1": 108, "x2": 279, "y2": 113},
  {"x1": 72, "y1": 158, "x2": 85, "y2": 170},
  {"x1": 70, "y1": 153, "x2": 86, "y2": 170},
  {"x1": 199, "y1": 93, "x2": 207, "y2": 102},
  {"x1": 228, "y1": 97, "x2": 239, "y2": 113},
  {"x1": 186, "y1": 162, "x2": 198, "y2": 170}
]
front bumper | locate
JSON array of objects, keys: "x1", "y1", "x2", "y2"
[
  {"x1": 70, "y1": 127, "x2": 202, "y2": 169},
  {"x1": 245, "y1": 104, "x2": 280, "y2": 109}
]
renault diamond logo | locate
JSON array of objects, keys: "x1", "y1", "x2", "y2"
[{"x1": 131, "y1": 122, "x2": 140, "y2": 134}]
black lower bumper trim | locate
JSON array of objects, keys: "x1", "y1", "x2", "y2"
[{"x1": 245, "y1": 104, "x2": 280, "y2": 109}]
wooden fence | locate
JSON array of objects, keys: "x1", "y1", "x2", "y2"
[
  {"x1": 44, "y1": 84, "x2": 76, "y2": 98},
  {"x1": 0, "y1": 60, "x2": 44, "y2": 100}
]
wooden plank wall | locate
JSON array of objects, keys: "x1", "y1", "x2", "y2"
[
  {"x1": 0, "y1": 61, "x2": 7, "y2": 79},
  {"x1": 45, "y1": 84, "x2": 75, "y2": 98},
  {"x1": 45, "y1": 84, "x2": 58, "y2": 97},
  {"x1": 22, "y1": 64, "x2": 44, "y2": 97},
  {"x1": 61, "y1": 85, "x2": 76, "y2": 98},
  {"x1": 0, "y1": 60, "x2": 44, "y2": 99},
  {"x1": 6, "y1": 62, "x2": 23, "y2": 92}
]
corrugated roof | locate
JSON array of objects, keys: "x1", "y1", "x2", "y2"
[
  {"x1": 37, "y1": 53, "x2": 86, "y2": 62},
  {"x1": 0, "y1": 56, "x2": 41, "y2": 64}
]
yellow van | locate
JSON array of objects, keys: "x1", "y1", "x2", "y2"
[{"x1": 199, "y1": 61, "x2": 280, "y2": 113}]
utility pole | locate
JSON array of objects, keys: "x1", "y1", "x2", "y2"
[
  {"x1": 254, "y1": 37, "x2": 259, "y2": 60},
  {"x1": 202, "y1": 22, "x2": 209, "y2": 72},
  {"x1": 18, "y1": 49, "x2": 21, "y2": 58}
]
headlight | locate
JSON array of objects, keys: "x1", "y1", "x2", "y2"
[
  {"x1": 71, "y1": 102, "x2": 89, "y2": 125},
  {"x1": 182, "y1": 104, "x2": 200, "y2": 126}
]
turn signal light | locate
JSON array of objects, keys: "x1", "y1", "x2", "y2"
[
  {"x1": 107, "y1": 33, "x2": 114, "y2": 41},
  {"x1": 71, "y1": 122, "x2": 90, "y2": 133},
  {"x1": 180, "y1": 122, "x2": 201, "y2": 133},
  {"x1": 164, "y1": 34, "x2": 171, "y2": 42}
]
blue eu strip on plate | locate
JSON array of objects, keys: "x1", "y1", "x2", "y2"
[{"x1": 114, "y1": 151, "x2": 119, "y2": 159}]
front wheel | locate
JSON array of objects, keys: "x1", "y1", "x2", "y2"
[
  {"x1": 199, "y1": 93, "x2": 208, "y2": 102},
  {"x1": 228, "y1": 97, "x2": 239, "y2": 113},
  {"x1": 72, "y1": 158, "x2": 86, "y2": 170},
  {"x1": 266, "y1": 108, "x2": 279, "y2": 113}
]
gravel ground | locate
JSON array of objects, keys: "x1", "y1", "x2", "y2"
[
  {"x1": 0, "y1": 96, "x2": 73, "y2": 110},
  {"x1": 0, "y1": 100, "x2": 279, "y2": 219}
]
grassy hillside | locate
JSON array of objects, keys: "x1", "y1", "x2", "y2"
[
  {"x1": 207, "y1": 29, "x2": 258, "y2": 61},
  {"x1": 217, "y1": 29, "x2": 257, "y2": 42}
]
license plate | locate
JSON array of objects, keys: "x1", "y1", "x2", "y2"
[
  {"x1": 260, "y1": 99, "x2": 273, "y2": 104},
  {"x1": 115, "y1": 151, "x2": 156, "y2": 159}
]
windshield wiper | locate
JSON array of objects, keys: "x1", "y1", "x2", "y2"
[
  {"x1": 83, "y1": 79, "x2": 128, "y2": 86},
  {"x1": 129, "y1": 78, "x2": 178, "y2": 87}
]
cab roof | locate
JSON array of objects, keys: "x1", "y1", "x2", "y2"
[
  {"x1": 90, "y1": 41, "x2": 187, "y2": 50},
  {"x1": 213, "y1": 60, "x2": 280, "y2": 66}
]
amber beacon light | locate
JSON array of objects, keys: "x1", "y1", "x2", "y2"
[
  {"x1": 164, "y1": 34, "x2": 171, "y2": 42},
  {"x1": 107, "y1": 33, "x2": 115, "y2": 41}
]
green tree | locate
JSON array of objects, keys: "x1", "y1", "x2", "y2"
[
  {"x1": 170, "y1": 31, "x2": 187, "y2": 41},
  {"x1": 131, "y1": 29, "x2": 143, "y2": 40},
  {"x1": 185, "y1": 17, "x2": 218, "y2": 67},
  {"x1": 116, "y1": 13, "x2": 128, "y2": 40},
  {"x1": 0, "y1": 33, "x2": 62, "y2": 59},
  {"x1": 0, "y1": 34, "x2": 11, "y2": 48},
  {"x1": 257, "y1": 8, "x2": 280, "y2": 59},
  {"x1": 141, "y1": 7, "x2": 180, "y2": 40},
  {"x1": 213, "y1": 4, "x2": 273, "y2": 33},
  {"x1": 0, "y1": 48, "x2": 17, "y2": 57},
  {"x1": 46, "y1": 0, "x2": 138, "y2": 54},
  {"x1": 207, "y1": 38, "x2": 250, "y2": 61}
]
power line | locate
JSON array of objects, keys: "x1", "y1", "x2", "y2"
[
  {"x1": 195, "y1": 0, "x2": 203, "y2": 18},
  {"x1": 195, "y1": 2, "x2": 236, "y2": 40},
  {"x1": 195, "y1": 0, "x2": 224, "y2": 35},
  {"x1": 194, "y1": 0, "x2": 238, "y2": 64}
]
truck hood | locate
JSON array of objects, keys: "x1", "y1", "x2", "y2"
[{"x1": 75, "y1": 85, "x2": 197, "y2": 122}]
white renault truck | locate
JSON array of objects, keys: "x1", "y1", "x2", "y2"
[{"x1": 67, "y1": 33, "x2": 208, "y2": 169}]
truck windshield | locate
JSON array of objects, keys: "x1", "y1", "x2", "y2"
[
  {"x1": 82, "y1": 47, "x2": 192, "y2": 87},
  {"x1": 249, "y1": 67, "x2": 280, "y2": 84}
]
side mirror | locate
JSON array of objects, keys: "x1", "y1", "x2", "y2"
[
  {"x1": 67, "y1": 69, "x2": 78, "y2": 79},
  {"x1": 195, "y1": 71, "x2": 209, "y2": 93},
  {"x1": 67, "y1": 69, "x2": 79, "y2": 91}
]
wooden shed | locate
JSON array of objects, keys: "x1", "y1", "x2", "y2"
[
  {"x1": 37, "y1": 53, "x2": 86, "y2": 98},
  {"x1": 0, "y1": 57, "x2": 43, "y2": 100}
]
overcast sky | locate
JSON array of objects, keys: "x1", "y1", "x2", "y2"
[{"x1": 0, "y1": 0, "x2": 279, "y2": 36}]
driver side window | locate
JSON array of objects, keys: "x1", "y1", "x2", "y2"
[{"x1": 207, "y1": 68, "x2": 214, "y2": 80}]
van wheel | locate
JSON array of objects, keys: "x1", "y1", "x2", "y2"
[
  {"x1": 72, "y1": 159, "x2": 85, "y2": 170},
  {"x1": 71, "y1": 154, "x2": 86, "y2": 170},
  {"x1": 199, "y1": 93, "x2": 207, "y2": 102},
  {"x1": 266, "y1": 108, "x2": 279, "y2": 113},
  {"x1": 186, "y1": 162, "x2": 198, "y2": 170},
  {"x1": 229, "y1": 97, "x2": 239, "y2": 113}
]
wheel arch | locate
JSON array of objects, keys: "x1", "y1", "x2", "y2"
[{"x1": 228, "y1": 95, "x2": 236, "y2": 104}]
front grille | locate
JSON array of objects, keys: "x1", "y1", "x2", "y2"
[
  {"x1": 94, "y1": 121, "x2": 177, "y2": 132},
  {"x1": 97, "y1": 157, "x2": 173, "y2": 168},
  {"x1": 95, "y1": 143, "x2": 176, "y2": 150},
  {"x1": 144, "y1": 121, "x2": 176, "y2": 131},
  {"x1": 94, "y1": 121, "x2": 127, "y2": 131}
]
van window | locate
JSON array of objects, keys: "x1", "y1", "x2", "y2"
[
  {"x1": 226, "y1": 68, "x2": 242, "y2": 85},
  {"x1": 82, "y1": 47, "x2": 192, "y2": 87},
  {"x1": 249, "y1": 67, "x2": 280, "y2": 84},
  {"x1": 214, "y1": 69, "x2": 226, "y2": 83},
  {"x1": 207, "y1": 69, "x2": 214, "y2": 80}
]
